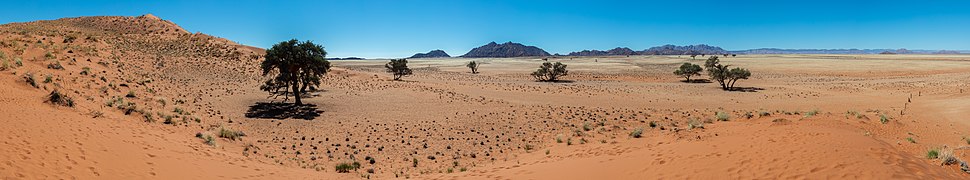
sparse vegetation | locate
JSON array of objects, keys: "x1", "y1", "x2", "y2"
[
  {"x1": 688, "y1": 118, "x2": 704, "y2": 130},
  {"x1": 715, "y1": 111, "x2": 730, "y2": 121},
  {"x1": 906, "y1": 137, "x2": 916, "y2": 144},
  {"x1": 531, "y1": 61, "x2": 568, "y2": 82},
  {"x1": 335, "y1": 162, "x2": 358, "y2": 173},
  {"x1": 879, "y1": 114, "x2": 890, "y2": 124},
  {"x1": 630, "y1": 128, "x2": 643, "y2": 138},
  {"x1": 928, "y1": 149, "x2": 940, "y2": 159},
  {"x1": 46, "y1": 90, "x2": 74, "y2": 107},
  {"x1": 804, "y1": 109, "x2": 819, "y2": 118},
  {"x1": 260, "y1": 39, "x2": 332, "y2": 105},
  {"x1": 23, "y1": 73, "x2": 37, "y2": 87},
  {"x1": 47, "y1": 61, "x2": 63, "y2": 70},
  {"x1": 218, "y1": 127, "x2": 245, "y2": 141},
  {"x1": 673, "y1": 63, "x2": 702, "y2": 82},
  {"x1": 385, "y1": 58, "x2": 412, "y2": 81}
]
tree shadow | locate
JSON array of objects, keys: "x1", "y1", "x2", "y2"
[
  {"x1": 537, "y1": 80, "x2": 575, "y2": 83},
  {"x1": 728, "y1": 87, "x2": 765, "y2": 92},
  {"x1": 680, "y1": 79, "x2": 712, "y2": 83},
  {"x1": 244, "y1": 102, "x2": 323, "y2": 120}
]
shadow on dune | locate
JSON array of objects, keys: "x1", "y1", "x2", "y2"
[{"x1": 245, "y1": 102, "x2": 322, "y2": 120}]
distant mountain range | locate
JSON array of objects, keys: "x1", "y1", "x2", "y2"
[
  {"x1": 730, "y1": 48, "x2": 966, "y2": 54},
  {"x1": 409, "y1": 50, "x2": 451, "y2": 58},
  {"x1": 397, "y1": 42, "x2": 965, "y2": 59},
  {"x1": 460, "y1": 42, "x2": 550, "y2": 58}
]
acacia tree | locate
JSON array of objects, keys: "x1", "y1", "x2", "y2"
[
  {"x1": 705, "y1": 56, "x2": 730, "y2": 90},
  {"x1": 673, "y1": 63, "x2": 702, "y2": 82},
  {"x1": 260, "y1": 39, "x2": 331, "y2": 105},
  {"x1": 531, "y1": 61, "x2": 568, "y2": 82},
  {"x1": 386, "y1": 58, "x2": 412, "y2": 80},
  {"x1": 467, "y1": 61, "x2": 479, "y2": 74},
  {"x1": 705, "y1": 56, "x2": 752, "y2": 90}
]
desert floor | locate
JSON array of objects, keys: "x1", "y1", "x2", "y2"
[{"x1": 4, "y1": 53, "x2": 970, "y2": 179}]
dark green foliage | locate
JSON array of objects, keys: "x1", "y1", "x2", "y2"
[
  {"x1": 385, "y1": 59, "x2": 413, "y2": 80},
  {"x1": 260, "y1": 39, "x2": 331, "y2": 105},
  {"x1": 467, "y1": 61, "x2": 479, "y2": 74},
  {"x1": 531, "y1": 61, "x2": 568, "y2": 82},
  {"x1": 335, "y1": 162, "x2": 357, "y2": 173},
  {"x1": 673, "y1": 63, "x2": 702, "y2": 82},
  {"x1": 46, "y1": 90, "x2": 74, "y2": 107}
]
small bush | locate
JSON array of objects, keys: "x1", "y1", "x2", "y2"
[
  {"x1": 879, "y1": 114, "x2": 890, "y2": 124},
  {"x1": 196, "y1": 133, "x2": 216, "y2": 146},
  {"x1": 927, "y1": 149, "x2": 940, "y2": 159},
  {"x1": 14, "y1": 57, "x2": 22, "y2": 67},
  {"x1": 804, "y1": 109, "x2": 819, "y2": 118},
  {"x1": 582, "y1": 122, "x2": 592, "y2": 131},
  {"x1": 47, "y1": 61, "x2": 63, "y2": 70},
  {"x1": 715, "y1": 112, "x2": 730, "y2": 121},
  {"x1": 80, "y1": 67, "x2": 91, "y2": 75},
  {"x1": 45, "y1": 52, "x2": 55, "y2": 59},
  {"x1": 218, "y1": 127, "x2": 245, "y2": 141},
  {"x1": 531, "y1": 61, "x2": 568, "y2": 82},
  {"x1": 126, "y1": 90, "x2": 136, "y2": 98},
  {"x1": 630, "y1": 128, "x2": 644, "y2": 138},
  {"x1": 46, "y1": 90, "x2": 74, "y2": 107},
  {"x1": 688, "y1": 118, "x2": 704, "y2": 129},
  {"x1": 412, "y1": 158, "x2": 419, "y2": 167},
  {"x1": 43, "y1": 74, "x2": 52, "y2": 83},
  {"x1": 556, "y1": 134, "x2": 563, "y2": 143},
  {"x1": 906, "y1": 137, "x2": 916, "y2": 144},
  {"x1": 759, "y1": 111, "x2": 771, "y2": 117},
  {"x1": 24, "y1": 73, "x2": 37, "y2": 87},
  {"x1": 144, "y1": 113, "x2": 155, "y2": 123}
]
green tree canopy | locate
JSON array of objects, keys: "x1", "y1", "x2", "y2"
[
  {"x1": 386, "y1": 59, "x2": 413, "y2": 80},
  {"x1": 673, "y1": 63, "x2": 703, "y2": 82},
  {"x1": 531, "y1": 61, "x2": 568, "y2": 82},
  {"x1": 260, "y1": 39, "x2": 331, "y2": 105}
]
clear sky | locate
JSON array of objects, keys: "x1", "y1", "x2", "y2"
[{"x1": 1, "y1": 0, "x2": 968, "y2": 58}]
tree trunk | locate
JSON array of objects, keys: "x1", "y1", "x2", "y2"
[
  {"x1": 292, "y1": 79, "x2": 302, "y2": 105},
  {"x1": 686, "y1": 76, "x2": 691, "y2": 82}
]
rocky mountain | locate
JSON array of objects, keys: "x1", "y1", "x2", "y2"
[
  {"x1": 409, "y1": 49, "x2": 450, "y2": 58},
  {"x1": 567, "y1": 47, "x2": 637, "y2": 56},
  {"x1": 638, "y1": 44, "x2": 728, "y2": 55},
  {"x1": 460, "y1": 42, "x2": 550, "y2": 58}
]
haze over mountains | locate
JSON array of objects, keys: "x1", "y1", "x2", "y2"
[{"x1": 399, "y1": 42, "x2": 966, "y2": 59}]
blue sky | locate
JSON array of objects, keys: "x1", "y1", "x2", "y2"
[{"x1": 1, "y1": 0, "x2": 968, "y2": 58}]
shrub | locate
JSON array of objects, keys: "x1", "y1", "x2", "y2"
[
  {"x1": 556, "y1": 134, "x2": 563, "y2": 143},
  {"x1": 47, "y1": 61, "x2": 63, "y2": 70},
  {"x1": 673, "y1": 63, "x2": 702, "y2": 82},
  {"x1": 939, "y1": 148, "x2": 959, "y2": 165},
  {"x1": 218, "y1": 127, "x2": 245, "y2": 141},
  {"x1": 14, "y1": 57, "x2": 22, "y2": 67},
  {"x1": 715, "y1": 112, "x2": 730, "y2": 121},
  {"x1": 0, "y1": 58, "x2": 9, "y2": 71},
  {"x1": 45, "y1": 52, "x2": 55, "y2": 59},
  {"x1": 144, "y1": 113, "x2": 155, "y2": 123},
  {"x1": 531, "y1": 62, "x2": 568, "y2": 82},
  {"x1": 688, "y1": 118, "x2": 704, "y2": 130},
  {"x1": 582, "y1": 122, "x2": 592, "y2": 131},
  {"x1": 126, "y1": 90, "x2": 136, "y2": 98},
  {"x1": 630, "y1": 128, "x2": 644, "y2": 138},
  {"x1": 466, "y1": 61, "x2": 479, "y2": 74},
  {"x1": 80, "y1": 67, "x2": 91, "y2": 75},
  {"x1": 648, "y1": 121, "x2": 658, "y2": 128},
  {"x1": 759, "y1": 111, "x2": 771, "y2": 117},
  {"x1": 196, "y1": 133, "x2": 216, "y2": 146},
  {"x1": 23, "y1": 73, "x2": 37, "y2": 88},
  {"x1": 927, "y1": 149, "x2": 940, "y2": 159},
  {"x1": 412, "y1": 157, "x2": 419, "y2": 167},
  {"x1": 804, "y1": 109, "x2": 819, "y2": 118},
  {"x1": 43, "y1": 74, "x2": 52, "y2": 83},
  {"x1": 906, "y1": 137, "x2": 916, "y2": 144},
  {"x1": 385, "y1": 58, "x2": 412, "y2": 81},
  {"x1": 46, "y1": 90, "x2": 74, "y2": 107},
  {"x1": 879, "y1": 114, "x2": 890, "y2": 124}
]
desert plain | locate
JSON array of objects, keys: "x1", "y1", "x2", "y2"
[{"x1": 2, "y1": 15, "x2": 970, "y2": 179}]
